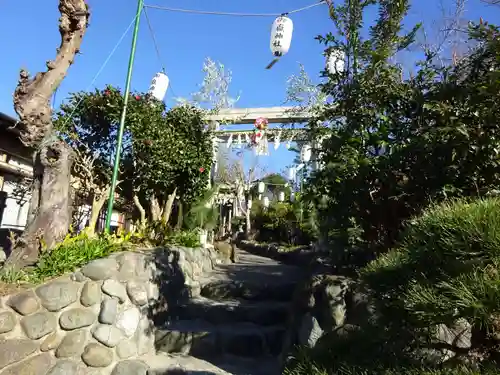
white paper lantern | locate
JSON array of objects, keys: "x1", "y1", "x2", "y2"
[
  {"x1": 270, "y1": 15, "x2": 293, "y2": 57},
  {"x1": 258, "y1": 182, "x2": 265, "y2": 194},
  {"x1": 290, "y1": 192, "x2": 295, "y2": 202},
  {"x1": 263, "y1": 196, "x2": 270, "y2": 208},
  {"x1": 247, "y1": 199, "x2": 253, "y2": 209},
  {"x1": 278, "y1": 191, "x2": 285, "y2": 202},
  {"x1": 301, "y1": 144, "x2": 312, "y2": 163},
  {"x1": 288, "y1": 167, "x2": 296, "y2": 181},
  {"x1": 326, "y1": 50, "x2": 345, "y2": 74},
  {"x1": 148, "y1": 72, "x2": 169, "y2": 102}
]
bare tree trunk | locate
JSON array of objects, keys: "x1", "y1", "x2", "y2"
[
  {"x1": 162, "y1": 187, "x2": 177, "y2": 224},
  {"x1": 175, "y1": 201, "x2": 183, "y2": 230},
  {"x1": 5, "y1": 0, "x2": 89, "y2": 269},
  {"x1": 150, "y1": 196, "x2": 162, "y2": 222},
  {"x1": 85, "y1": 191, "x2": 108, "y2": 237},
  {"x1": 133, "y1": 195, "x2": 147, "y2": 228}
]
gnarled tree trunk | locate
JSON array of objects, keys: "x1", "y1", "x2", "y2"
[
  {"x1": 5, "y1": 0, "x2": 89, "y2": 268},
  {"x1": 85, "y1": 187, "x2": 111, "y2": 237},
  {"x1": 162, "y1": 187, "x2": 177, "y2": 224},
  {"x1": 133, "y1": 194, "x2": 147, "y2": 229}
]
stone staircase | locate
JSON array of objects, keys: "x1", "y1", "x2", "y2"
[{"x1": 152, "y1": 250, "x2": 303, "y2": 375}]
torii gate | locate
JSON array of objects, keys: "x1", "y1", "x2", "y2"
[
  {"x1": 206, "y1": 106, "x2": 312, "y2": 144},
  {"x1": 205, "y1": 106, "x2": 313, "y2": 234}
]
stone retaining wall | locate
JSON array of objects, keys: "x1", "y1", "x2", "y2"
[{"x1": 0, "y1": 245, "x2": 219, "y2": 375}]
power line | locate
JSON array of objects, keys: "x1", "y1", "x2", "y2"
[
  {"x1": 60, "y1": 14, "x2": 139, "y2": 128},
  {"x1": 142, "y1": 6, "x2": 178, "y2": 100},
  {"x1": 144, "y1": 1, "x2": 326, "y2": 17},
  {"x1": 143, "y1": 7, "x2": 166, "y2": 72}
]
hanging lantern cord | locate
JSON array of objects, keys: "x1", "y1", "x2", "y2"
[{"x1": 143, "y1": 5, "x2": 177, "y2": 98}]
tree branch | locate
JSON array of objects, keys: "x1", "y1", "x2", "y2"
[{"x1": 13, "y1": 0, "x2": 90, "y2": 146}]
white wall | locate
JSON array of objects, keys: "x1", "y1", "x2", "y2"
[{"x1": 1, "y1": 176, "x2": 30, "y2": 230}]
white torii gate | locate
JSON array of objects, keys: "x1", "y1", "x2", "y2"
[{"x1": 205, "y1": 106, "x2": 311, "y2": 125}]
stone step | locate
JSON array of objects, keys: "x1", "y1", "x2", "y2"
[
  {"x1": 140, "y1": 352, "x2": 231, "y2": 374},
  {"x1": 200, "y1": 280, "x2": 296, "y2": 302},
  {"x1": 155, "y1": 319, "x2": 286, "y2": 359},
  {"x1": 167, "y1": 296, "x2": 290, "y2": 326},
  {"x1": 141, "y1": 352, "x2": 280, "y2": 375},
  {"x1": 210, "y1": 354, "x2": 281, "y2": 375}
]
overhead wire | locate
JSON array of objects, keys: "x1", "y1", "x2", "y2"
[
  {"x1": 142, "y1": 6, "x2": 178, "y2": 100},
  {"x1": 143, "y1": 1, "x2": 326, "y2": 17},
  {"x1": 60, "y1": 13, "x2": 139, "y2": 128}
]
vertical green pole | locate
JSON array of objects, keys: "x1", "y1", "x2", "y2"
[{"x1": 105, "y1": 0, "x2": 144, "y2": 232}]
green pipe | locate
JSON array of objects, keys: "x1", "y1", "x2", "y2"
[{"x1": 105, "y1": 0, "x2": 144, "y2": 232}]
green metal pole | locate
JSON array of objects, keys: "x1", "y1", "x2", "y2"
[{"x1": 105, "y1": 0, "x2": 144, "y2": 232}]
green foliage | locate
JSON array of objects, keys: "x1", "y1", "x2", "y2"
[
  {"x1": 362, "y1": 198, "x2": 500, "y2": 333},
  {"x1": 128, "y1": 104, "x2": 213, "y2": 206},
  {"x1": 0, "y1": 232, "x2": 124, "y2": 284},
  {"x1": 165, "y1": 229, "x2": 201, "y2": 248},
  {"x1": 308, "y1": 0, "x2": 500, "y2": 271},
  {"x1": 252, "y1": 200, "x2": 317, "y2": 245},
  {"x1": 130, "y1": 220, "x2": 201, "y2": 248},
  {"x1": 184, "y1": 187, "x2": 219, "y2": 231},
  {"x1": 55, "y1": 86, "x2": 214, "y2": 224},
  {"x1": 286, "y1": 198, "x2": 500, "y2": 374}
]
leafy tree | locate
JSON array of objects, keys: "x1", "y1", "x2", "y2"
[
  {"x1": 309, "y1": 0, "x2": 500, "y2": 271},
  {"x1": 6, "y1": 0, "x2": 90, "y2": 269},
  {"x1": 55, "y1": 86, "x2": 213, "y2": 232},
  {"x1": 127, "y1": 103, "x2": 213, "y2": 226}
]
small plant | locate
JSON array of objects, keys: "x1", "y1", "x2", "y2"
[
  {"x1": 0, "y1": 231, "x2": 123, "y2": 284},
  {"x1": 166, "y1": 229, "x2": 200, "y2": 248}
]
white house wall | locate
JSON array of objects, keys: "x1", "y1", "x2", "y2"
[{"x1": 1, "y1": 176, "x2": 30, "y2": 230}]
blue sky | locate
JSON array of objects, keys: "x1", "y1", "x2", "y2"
[{"x1": 0, "y1": 0, "x2": 497, "y2": 174}]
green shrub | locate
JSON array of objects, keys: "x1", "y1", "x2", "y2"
[
  {"x1": 0, "y1": 232, "x2": 124, "y2": 284},
  {"x1": 362, "y1": 198, "x2": 500, "y2": 333},
  {"x1": 252, "y1": 201, "x2": 316, "y2": 245},
  {"x1": 165, "y1": 229, "x2": 200, "y2": 248}
]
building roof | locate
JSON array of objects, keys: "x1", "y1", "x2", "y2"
[{"x1": 0, "y1": 112, "x2": 24, "y2": 135}]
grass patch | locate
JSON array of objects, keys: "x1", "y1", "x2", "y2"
[
  {"x1": 0, "y1": 232, "x2": 125, "y2": 287},
  {"x1": 0, "y1": 227, "x2": 203, "y2": 291}
]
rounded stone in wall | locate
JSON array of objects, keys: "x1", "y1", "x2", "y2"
[
  {"x1": 36, "y1": 281, "x2": 80, "y2": 312},
  {"x1": 0, "y1": 338, "x2": 38, "y2": 369},
  {"x1": 0, "y1": 311, "x2": 17, "y2": 333},
  {"x1": 59, "y1": 308, "x2": 96, "y2": 330},
  {"x1": 0, "y1": 353, "x2": 55, "y2": 375},
  {"x1": 41, "y1": 332, "x2": 62, "y2": 352},
  {"x1": 55, "y1": 329, "x2": 88, "y2": 358},
  {"x1": 81, "y1": 258, "x2": 119, "y2": 281},
  {"x1": 81, "y1": 281, "x2": 102, "y2": 307},
  {"x1": 7, "y1": 290, "x2": 40, "y2": 315},
  {"x1": 116, "y1": 339, "x2": 138, "y2": 359},
  {"x1": 92, "y1": 324, "x2": 124, "y2": 347},
  {"x1": 102, "y1": 280, "x2": 127, "y2": 303},
  {"x1": 46, "y1": 359, "x2": 83, "y2": 375},
  {"x1": 111, "y1": 360, "x2": 149, "y2": 375},
  {"x1": 21, "y1": 311, "x2": 57, "y2": 340},
  {"x1": 126, "y1": 281, "x2": 148, "y2": 306},
  {"x1": 82, "y1": 343, "x2": 114, "y2": 367},
  {"x1": 98, "y1": 298, "x2": 118, "y2": 324}
]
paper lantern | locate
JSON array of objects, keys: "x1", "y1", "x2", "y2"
[
  {"x1": 247, "y1": 199, "x2": 253, "y2": 209},
  {"x1": 288, "y1": 167, "x2": 296, "y2": 181},
  {"x1": 263, "y1": 196, "x2": 270, "y2": 208},
  {"x1": 257, "y1": 182, "x2": 265, "y2": 194},
  {"x1": 290, "y1": 192, "x2": 295, "y2": 202},
  {"x1": 301, "y1": 144, "x2": 312, "y2": 163},
  {"x1": 278, "y1": 191, "x2": 285, "y2": 202},
  {"x1": 326, "y1": 50, "x2": 345, "y2": 74},
  {"x1": 147, "y1": 72, "x2": 169, "y2": 102},
  {"x1": 270, "y1": 15, "x2": 293, "y2": 57}
]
